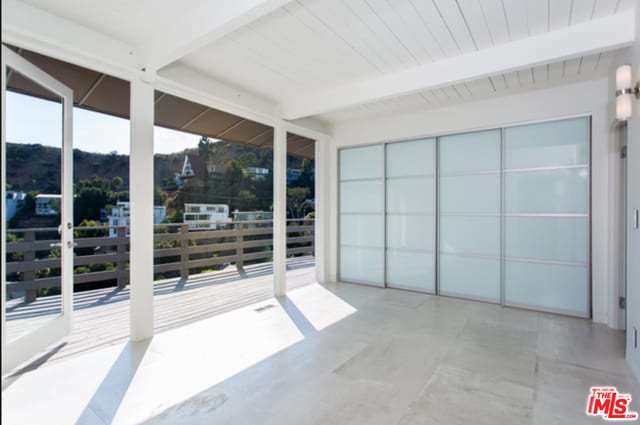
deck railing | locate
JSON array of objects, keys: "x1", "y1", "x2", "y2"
[{"x1": 5, "y1": 219, "x2": 314, "y2": 302}]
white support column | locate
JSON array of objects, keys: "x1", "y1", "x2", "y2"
[
  {"x1": 273, "y1": 126, "x2": 287, "y2": 296},
  {"x1": 314, "y1": 138, "x2": 327, "y2": 284},
  {"x1": 129, "y1": 78, "x2": 155, "y2": 341}
]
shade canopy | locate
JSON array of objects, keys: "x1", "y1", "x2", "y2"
[{"x1": 5, "y1": 45, "x2": 315, "y2": 159}]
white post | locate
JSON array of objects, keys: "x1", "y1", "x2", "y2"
[
  {"x1": 1, "y1": 50, "x2": 8, "y2": 371},
  {"x1": 314, "y1": 138, "x2": 327, "y2": 284},
  {"x1": 273, "y1": 126, "x2": 287, "y2": 296},
  {"x1": 129, "y1": 78, "x2": 155, "y2": 341}
]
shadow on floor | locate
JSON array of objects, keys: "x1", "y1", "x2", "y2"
[{"x1": 75, "y1": 339, "x2": 152, "y2": 425}]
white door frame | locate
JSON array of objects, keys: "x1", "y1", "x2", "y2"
[{"x1": 1, "y1": 45, "x2": 74, "y2": 374}]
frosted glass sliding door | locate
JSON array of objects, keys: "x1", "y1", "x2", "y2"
[
  {"x1": 339, "y1": 145, "x2": 385, "y2": 286},
  {"x1": 504, "y1": 117, "x2": 590, "y2": 316},
  {"x1": 438, "y1": 130, "x2": 501, "y2": 302},
  {"x1": 386, "y1": 139, "x2": 435, "y2": 292}
]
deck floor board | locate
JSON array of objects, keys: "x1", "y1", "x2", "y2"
[{"x1": 6, "y1": 257, "x2": 316, "y2": 366}]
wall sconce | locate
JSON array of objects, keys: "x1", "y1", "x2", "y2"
[{"x1": 616, "y1": 64, "x2": 639, "y2": 121}]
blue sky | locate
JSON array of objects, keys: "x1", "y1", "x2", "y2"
[{"x1": 7, "y1": 92, "x2": 202, "y2": 155}]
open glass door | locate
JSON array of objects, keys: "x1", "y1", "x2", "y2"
[{"x1": 2, "y1": 45, "x2": 74, "y2": 374}]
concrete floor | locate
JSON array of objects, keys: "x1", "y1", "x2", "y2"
[{"x1": 2, "y1": 281, "x2": 639, "y2": 424}]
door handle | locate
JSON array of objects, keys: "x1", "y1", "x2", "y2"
[{"x1": 50, "y1": 242, "x2": 62, "y2": 247}]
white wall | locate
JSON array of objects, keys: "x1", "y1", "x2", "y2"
[
  {"x1": 624, "y1": 4, "x2": 640, "y2": 381},
  {"x1": 330, "y1": 78, "x2": 615, "y2": 326}
]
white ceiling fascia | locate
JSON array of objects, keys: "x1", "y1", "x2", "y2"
[
  {"x1": 1, "y1": 0, "x2": 138, "y2": 80},
  {"x1": 140, "y1": 0, "x2": 292, "y2": 72}
]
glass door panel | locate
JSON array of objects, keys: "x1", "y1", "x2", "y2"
[
  {"x1": 2, "y1": 46, "x2": 74, "y2": 373},
  {"x1": 339, "y1": 145, "x2": 384, "y2": 286},
  {"x1": 504, "y1": 117, "x2": 590, "y2": 316},
  {"x1": 438, "y1": 130, "x2": 501, "y2": 302},
  {"x1": 385, "y1": 138, "x2": 435, "y2": 293}
]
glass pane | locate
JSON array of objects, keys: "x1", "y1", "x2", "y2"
[
  {"x1": 5, "y1": 72, "x2": 64, "y2": 343},
  {"x1": 339, "y1": 246, "x2": 384, "y2": 286},
  {"x1": 340, "y1": 180, "x2": 384, "y2": 214},
  {"x1": 386, "y1": 250, "x2": 434, "y2": 292},
  {"x1": 440, "y1": 174, "x2": 500, "y2": 214},
  {"x1": 504, "y1": 117, "x2": 588, "y2": 169},
  {"x1": 339, "y1": 145, "x2": 383, "y2": 180},
  {"x1": 386, "y1": 177, "x2": 434, "y2": 214},
  {"x1": 439, "y1": 255, "x2": 501, "y2": 302},
  {"x1": 386, "y1": 215, "x2": 434, "y2": 250},
  {"x1": 340, "y1": 214, "x2": 384, "y2": 248},
  {"x1": 440, "y1": 216, "x2": 500, "y2": 256},
  {"x1": 386, "y1": 138, "x2": 435, "y2": 177},
  {"x1": 439, "y1": 129, "x2": 500, "y2": 173},
  {"x1": 505, "y1": 216, "x2": 589, "y2": 263},
  {"x1": 505, "y1": 261, "x2": 589, "y2": 316},
  {"x1": 504, "y1": 168, "x2": 588, "y2": 214}
]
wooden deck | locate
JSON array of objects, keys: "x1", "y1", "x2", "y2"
[{"x1": 6, "y1": 257, "x2": 316, "y2": 368}]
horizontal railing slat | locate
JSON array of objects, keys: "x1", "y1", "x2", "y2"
[
  {"x1": 287, "y1": 246, "x2": 314, "y2": 255},
  {"x1": 6, "y1": 220, "x2": 313, "y2": 296},
  {"x1": 286, "y1": 236, "x2": 314, "y2": 244}
]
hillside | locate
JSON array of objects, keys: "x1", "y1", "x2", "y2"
[
  {"x1": 7, "y1": 141, "x2": 307, "y2": 194},
  {"x1": 6, "y1": 143, "x2": 131, "y2": 192}
]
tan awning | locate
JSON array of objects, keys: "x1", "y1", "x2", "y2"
[{"x1": 5, "y1": 45, "x2": 315, "y2": 159}]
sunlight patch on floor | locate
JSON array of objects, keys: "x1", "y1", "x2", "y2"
[
  {"x1": 3, "y1": 296, "x2": 308, "y2": 425},
  {"x1": 286, "y1": 283, "x2": 358, "y2": 331}
]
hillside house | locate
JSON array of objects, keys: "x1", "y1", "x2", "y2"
[{"x1": 34, "y1": 194, "x2": 61, "y2": 216}]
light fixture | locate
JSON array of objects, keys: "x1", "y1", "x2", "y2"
[{"x1": 616, "y1": 64, "x2": 639, "y2": 121}]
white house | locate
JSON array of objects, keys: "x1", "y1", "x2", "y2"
[
  {"x1": 244, "y1": 166, "x2": 269, "y2": 181},
  {"x1": 34, "y1": 194, "x2": 61, "y2": 216},
  {"x1": 183, "y1": 203, "x2": 230, "y2": 230},
  {"x1": 2, "y1": 1, "x2": 640, "y2": 423},
  {"x1": 286, "y1": 168, "x2": 301, "y2": 183},
  {"x1": 107, "y1": 201, "x2": 166, "y2": 237},
  {"x1": 5, "y1": 190, "x2": 25, "y2": 221}
]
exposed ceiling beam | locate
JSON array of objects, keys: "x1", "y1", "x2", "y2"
[
  {"x1": 280, "y1": 10, "x2": 635, "y2": 120},
  {"x1": 1, "y1": 0, "x2": 138, "y2": 80},
  {"x1": 141, "y1": 0, "x2": 292, "y2": 71}
]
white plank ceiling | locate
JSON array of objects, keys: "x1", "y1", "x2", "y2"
[
  {"x1": 179, "y1": 0, "x2": 634, "y2": 123},
  {"x1": 18, "y1": 0, "x2": 637, "y2": 124}
]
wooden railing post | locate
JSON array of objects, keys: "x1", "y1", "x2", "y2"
[
  {"x1": 23, "y1": 230, "x2": 38, "y2": 303},
  {"x1": 311, "y1": 225, "x2": 315, "y2": 256},
  {"x1": 116, "y1": 226, "x2": 128, "y2": 288},
  {"x1": 236, "y1": 222, "x2": 244, "y2": 271},
  {"x1": 180, "y1": 224, "x2": 189, "y2": 279}
]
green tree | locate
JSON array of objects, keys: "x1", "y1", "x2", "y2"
[
  {"x1": 111, "y1": 176, "x2": 124, "y2": 190},
  {"x1": 238, "y1": 190, "x2": 258, "y2": 211},
  {"x1": 238, "y1": 152, "x2": 257, "y2": 169},
  {"x1": 287, "y1": 187, "x2": 311, "y2": 219},
  {"x1": 154, "y1": 187, "x2": 168, "y2": 205},
  {"x1": 74, "y1": 185, "x2": 109, "y2": 223},
  {"x1": 74, "y1": 176, "x2": 115, "y2": 223},
  {"x1": 294, "y1": 158, "x2": 315, "y2": 197},
  {"x1": 198, "y1": 136, "x2": 214, "y2": 165}
]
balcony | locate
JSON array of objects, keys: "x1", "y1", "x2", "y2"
[{"x1": 5, "y1": 220, "x2": 315, "y2": 366}]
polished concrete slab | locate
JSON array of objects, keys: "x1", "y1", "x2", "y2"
[{"x1": 2, "y1": 282, "x2": 639, "y2": 424}]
